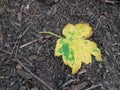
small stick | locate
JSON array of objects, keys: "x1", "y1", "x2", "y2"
[
  {"x1": 104, "y1": 0, "x2": 120, "y2": 4},
  {"x1": 72, "y1": 82, "x2": 88, "y2": 90},
  {"x1": 20, "y1": 39, "x2": 39, "y2": 48},
  {"x1": 17, "y1": 55, "x2": 33, "y2": 67},
  {"x1": 94, "y1": 17, "x2": 101, "y2": 32},
  {"x1": 0, "y1": 49, "x2": 53, "y2": 90},
  {"x1": 16, "y1": 58, "x2": 54, "y2": 90},
  {"x1": 78, "y1": 69, "x2": 87, "y2": 75},
  {"x1": 85, "y1": 84, "x2": 102, "y2": 90},
  {"x1": 18, "y1": 25, "x2": 31, "y2": 39},
  {"x1": 9, "y1": 19, "x2": 20, "y2": 31},
  {"x1": 10, "y1": 25, "x2": 31, "y2": 58},
  {"x1": 60, "y1": 79, "x2": 79, "y2": 89},
  {"x1": 0, "y1": 48, "x2": 12, "y2": 55},
  {"x1": 39, "y1": 32, "x2": 62, "y2": 38}
]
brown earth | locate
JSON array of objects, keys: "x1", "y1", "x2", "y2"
[{"x1": 0, "y1": 0, "x2": 120, "y2": 90}]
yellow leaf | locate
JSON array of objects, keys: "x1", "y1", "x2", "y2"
[
  {"x1": 55, "y1": 23, "x2": 102, "y2": 74},
  {"x1": 75, "y1": 23, "x2": 92, "y2": 38}
]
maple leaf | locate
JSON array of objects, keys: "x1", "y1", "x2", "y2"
[{"x1": 55, "y1": 23, "x2": 102, "y2": 74}]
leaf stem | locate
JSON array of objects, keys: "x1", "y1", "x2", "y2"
[{"x1": 39, "y1": 32, "x2": 62, "y2": 38}]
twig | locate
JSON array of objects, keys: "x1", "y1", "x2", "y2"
[
  {"x1": 0, "y1": 48, "x2": 12, "y2": 55},
  {"x1": 78, "y1": 69, "x2": 87, "y2": 75},
  {"x1": 18, "y1": 25, "x2": 31, "y2": 39},
  {"x1": 104, "y1": 0, "x2": 120, "y2": 4},
  {"x1": 10, "y1": 25, "x2": 31, "y2": 58},
  {"x1": 23, "y1": 2, "x2": 38, "y2": 23},
  {"x1": 20, "y1": 39, "x2": 39, "y2": 48},
  {"x1": 85, "y1": 84, "x2": 102, "y2": 90},
  {"x1": 16, "y1": 58, "x2": 54, "y2": 90},
  {"x1": 10, "y1": 41, "x2": 18, "y2": 58},
  {"x1": 17, "y1": 55, "x2": 33, "y2": 67},
  {"x1": 37, "y1": 46, "x2": 42, "y2": 55},
  {"x1": 39, "y1": 32, "x2": 62, "y2": 38},
  {"x1": 60, "y1": 79, "x2": 79, "y2": 89},
  {"x1": 9, "y1": 19, "x2": 20, "y2": 31},
  {"x1": 94, "y1": 17, "x2": 101, "y2": 33},
  {"x1": 72, "y1": 82, "x2": 88, "y2": 90},
  {"x1": 0, "y1": 49, "x2": 54, "y2": 90},
  {"x1": 0, "y1": 48, "x2": 53, "y2": 90}
]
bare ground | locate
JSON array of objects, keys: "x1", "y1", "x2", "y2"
[{"x1": 0, "y1": 0, "x2": 120, "y2": 90}]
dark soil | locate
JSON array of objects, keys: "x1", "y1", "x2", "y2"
[{"x1": 0, "y1": 0, "x2": 120, "y2": 90}]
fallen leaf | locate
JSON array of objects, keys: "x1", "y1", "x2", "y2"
[{"x1": 55, "y1": 23, "x2": 102, "y2": 74}]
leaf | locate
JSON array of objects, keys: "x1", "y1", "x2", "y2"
[
  {"x1": 55, "y1": 23, "x2": 102, "y2": 74},
  {"x1": 62, "y1": 23, "x2": 92, "y2": 40}
]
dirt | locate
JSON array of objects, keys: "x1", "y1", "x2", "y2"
[{"x1": 0, "y1": 0, "x2": 120, "y2": 90}]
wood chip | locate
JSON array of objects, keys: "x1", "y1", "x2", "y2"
[
  {"x1": 17, "y1": 12, "x2": 22, "y2": 23},
  {"x1": 28, "y1": 55, "x2": 38, "y2": 61}
]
